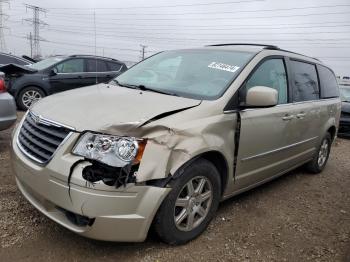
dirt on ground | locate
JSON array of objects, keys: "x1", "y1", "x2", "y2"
[{"x1": 0, "y1": 113, "x2": 349, "y2": 262}]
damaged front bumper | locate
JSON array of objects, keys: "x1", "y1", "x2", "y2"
[{"x1": 11, "y1": 131, "x2": 171, "y2": 242}]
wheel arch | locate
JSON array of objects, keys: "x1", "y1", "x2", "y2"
[
  {"x1": 15, "y1": 84, "x2": 48, "y2": 99},
  {"x1": 173, "y1": 150, "x2": 229, "y2": 196},
  {"x1": 327, "y1": 125, "x2": 337, "y2": 141}
]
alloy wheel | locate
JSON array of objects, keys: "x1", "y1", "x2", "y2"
[
  {"x1": 22, "y1": 90, "x2": 42, "y2": 108},
  {"x1": 174, "y1": 176, "x2": 213, "y2": 232},
  {"x1": 317, "y1": 139, "x2": 329, "y2": 167}
]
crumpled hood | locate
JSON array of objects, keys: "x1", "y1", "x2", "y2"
[
  {"x1": 32, "y1": 84, "x2": 201, "y2": 133},
  {"x1": 0, "y1": 63, "x2": 37, "y2": 75}
]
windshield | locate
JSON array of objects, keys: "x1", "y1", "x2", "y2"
[
  {"x1": 340, "y1": 85, "x2": 350, "y2": 102},
  {"x1": 28, "y1": 57, "x2": 65, "y2": 70},
  {"x1": 114, "y1": 49, "x2": 255, "y2": 100}
]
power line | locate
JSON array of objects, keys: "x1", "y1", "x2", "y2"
[
  {"x1": 46, "y1": 4, "x2": 350, "y2": 16},
  {"x1": 44, "y1": 27, "x2": 350, "y2": 37},
  {"x1": 43, "y1": 10, "x2": 350, "y2": 22},
  {"x1": 41, "y1": 28, "x2": 350, "y2": 43},
  {"x1": 6, "y1": 34, "x2": 141, "y2": 52},
  {"x1": 10, "y1": 14, "x2": 350, "y2": 28},
  {"x1": 7, "y1": 18, "x2": 348, "y2": 29},
  {"x1": 45, "y1": 0, "x2": 264, "y2": 10},
  {"x1": 24, "y1": 4, "x2": 47, "y2": 58}
]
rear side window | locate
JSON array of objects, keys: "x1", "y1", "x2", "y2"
[
  {"x1": 87, "y1": 59, "x2": 108, "y2": 72},
  {"x1": 317, "y1": 65, "x2": 339, "y2": 98},
  {"x1": 245, "y1": 59, "x2": 288, "y2": 104},
  {"x1": 107, "y1": 62, "x2": 123, "y2": 71},
  {"x1": 290, "y1": 60, "x2": 319, "y2": 102}
]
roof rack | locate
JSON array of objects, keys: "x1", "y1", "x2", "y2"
[
  {"x1": 207, "y1": 43, "x2": 321, "y2": 62},
  {"x1": 207, "y1": 43, "x2": 279, "y2": 50},
  {"x1": 69, "y1": 54, "x2": 120, "y2": 62},
  {"x1": 277, "y1": 48, "x2": 321, "y2": 61}
]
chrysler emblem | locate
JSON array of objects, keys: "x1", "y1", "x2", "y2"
[{"x1": 30, "y1": 112, "x2": 42, "y2": 125}]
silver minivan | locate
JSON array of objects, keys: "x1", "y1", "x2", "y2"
[{"x1": 11, "y1": 44, "x2": 341, "y2": 244}]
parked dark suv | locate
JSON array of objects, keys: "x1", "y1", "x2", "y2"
[{"x1": 0, "y1": 55, "x2": 127, "y2": 110}]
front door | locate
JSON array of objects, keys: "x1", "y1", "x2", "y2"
[{"x1": 235, "y1": 57, "x2": 302, "y2": 188}]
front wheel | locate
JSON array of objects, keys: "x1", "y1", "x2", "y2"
[
  {"x1": 305, "y1": 133, "x2": 332, "y2": 174},
  {"x1": 154, "y1": 159, "x2": 221, "y2": 245},
  {"x1": 17, "y1": 87, "x2": 45, "y2": 110}
]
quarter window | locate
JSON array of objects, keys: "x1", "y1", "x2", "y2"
[
  {"x1": 107, "y1": 62, "x2": 122, "y2": 71},
  {"x1": 290, "y1": 60, "x2": 319, "y2": 102},
  {"x1": 317, "y1": 65, "x2": 339, "y2": 98},
  {"x1": 55, "y1": 59, "x2": 84, "y2": 73},
  {"x1": 245, "y1": 59, "x2": 288, "y2": 104}
]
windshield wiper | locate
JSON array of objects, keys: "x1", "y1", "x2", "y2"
[
  {"x1": 135, "y1": 85, "x2": 178, "y2": 97},
  {"x1": 111, "y1": 79, "x2": 138, "y2": 89},
  {"x1": 112, "y1": 80, "x2": 178, "y2": 97},
  {"x1": 112, "y1": 79, "x2": 179, "y2": 96}
]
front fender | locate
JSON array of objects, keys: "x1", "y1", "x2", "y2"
[{"x1": 135, "y1": 113, "x2": 237, "y2": 183}]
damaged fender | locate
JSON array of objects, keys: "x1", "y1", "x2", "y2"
[{"x1": 100, "y1": 111, "x2": 238, "y2": 184}]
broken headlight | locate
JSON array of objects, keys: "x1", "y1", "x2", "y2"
[{"x1": 72, "y1": 132, "x2": 146, "y2": 167}]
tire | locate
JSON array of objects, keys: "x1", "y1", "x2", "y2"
[
  {"x1": 17, "y1": 86, "x2": 45, "y2": 110},
  {"x1": 154, "y1": 159, "x2": 221, "y2": 245},
  {"x1": 305, "y1": 133, "x2": 332, "y2": 174}
]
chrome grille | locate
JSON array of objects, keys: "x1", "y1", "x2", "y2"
[{"x1": 17, "y1": 112, "x2": 72, "y2": 164}]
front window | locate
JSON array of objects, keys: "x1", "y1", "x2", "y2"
[
  {"x1": 340, "y1": 86, "x2": 350, "y2": 102},
  {"x1": 55, "y1": 59, "x2": 84, "y2": 73},
  {"x1": 114, "y1": 49, "x2": 255, "y2": 100},
  {"x1": 245, "y1": 59, "x2": 288, "y2": 104},
  {"x1": 28, "y1": 57, "x2": 65, "y2": 70}
]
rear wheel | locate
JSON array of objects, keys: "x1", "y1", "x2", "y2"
[
  {"x1": 154, "y1": 159, "x2": 221, "y2": 245},
  {"x1": 306, "y1": 133, "x2": 332, "y2": 174},
  {"x1": 17, "y1": 87, "x2": 45, "y2": 110}
]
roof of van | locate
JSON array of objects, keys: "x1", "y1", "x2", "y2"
[{"x1": 202, "y1": 43, "x2": 322, "y2": 64}]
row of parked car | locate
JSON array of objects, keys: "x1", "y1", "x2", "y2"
[{"x1": 0, "y1": 52, "x2": 127, "y2": 130}]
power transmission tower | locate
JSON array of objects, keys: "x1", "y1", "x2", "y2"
[
  {"x1": 140, "y1": 44, "x2": 147, "y2": 61},
  {"x1": 24, "y1": 4, "x2": 47, "y2": 59},
  {"x1": 0, "y1": 0, "x2": 10, "y2": 52}
]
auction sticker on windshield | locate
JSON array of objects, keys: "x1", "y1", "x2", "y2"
[{"x1": 208, "y1": 62, "x2": 240, "y2": 73}]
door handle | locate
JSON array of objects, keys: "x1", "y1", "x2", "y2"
[
  {"x1": 282, "y1": 114, "x2": 295, "y2": 121},
  {"x1": 296, "y1": 113, "x2": 306, "y2": 119}
]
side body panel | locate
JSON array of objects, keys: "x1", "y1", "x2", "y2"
[{"x1": 233, "y1": 104, "x2": 314, "y2": 188}]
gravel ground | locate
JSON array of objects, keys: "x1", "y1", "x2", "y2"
[{"x1": 0, "y1": 113, "x2": 349, "y2": 262}]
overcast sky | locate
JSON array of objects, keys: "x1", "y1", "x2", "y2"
[{"x1": 3, "y1": 0, "x2": 350, "y2": 75}]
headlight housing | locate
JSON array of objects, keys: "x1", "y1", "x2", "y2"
[{"x1": 72, "y1": 132, "x2": 146, "y2": 167}]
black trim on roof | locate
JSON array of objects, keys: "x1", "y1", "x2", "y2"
[
  {"x1": 206, "y1": 43, "x2": 321, "y2": 62},
  {"x1": 69, "y1": 54, "x2": 120, "y2": 62},
  {"x1": 206, "y1": 43, "x2": 279, "y2": 49}
]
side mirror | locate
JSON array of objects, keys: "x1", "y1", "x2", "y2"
[
  {"x1": 246, "y1": 86, "x2": 278, "y2": 107},
  {"x1": 49, "y1": 68, "x2": 58, "y2": 76}
]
